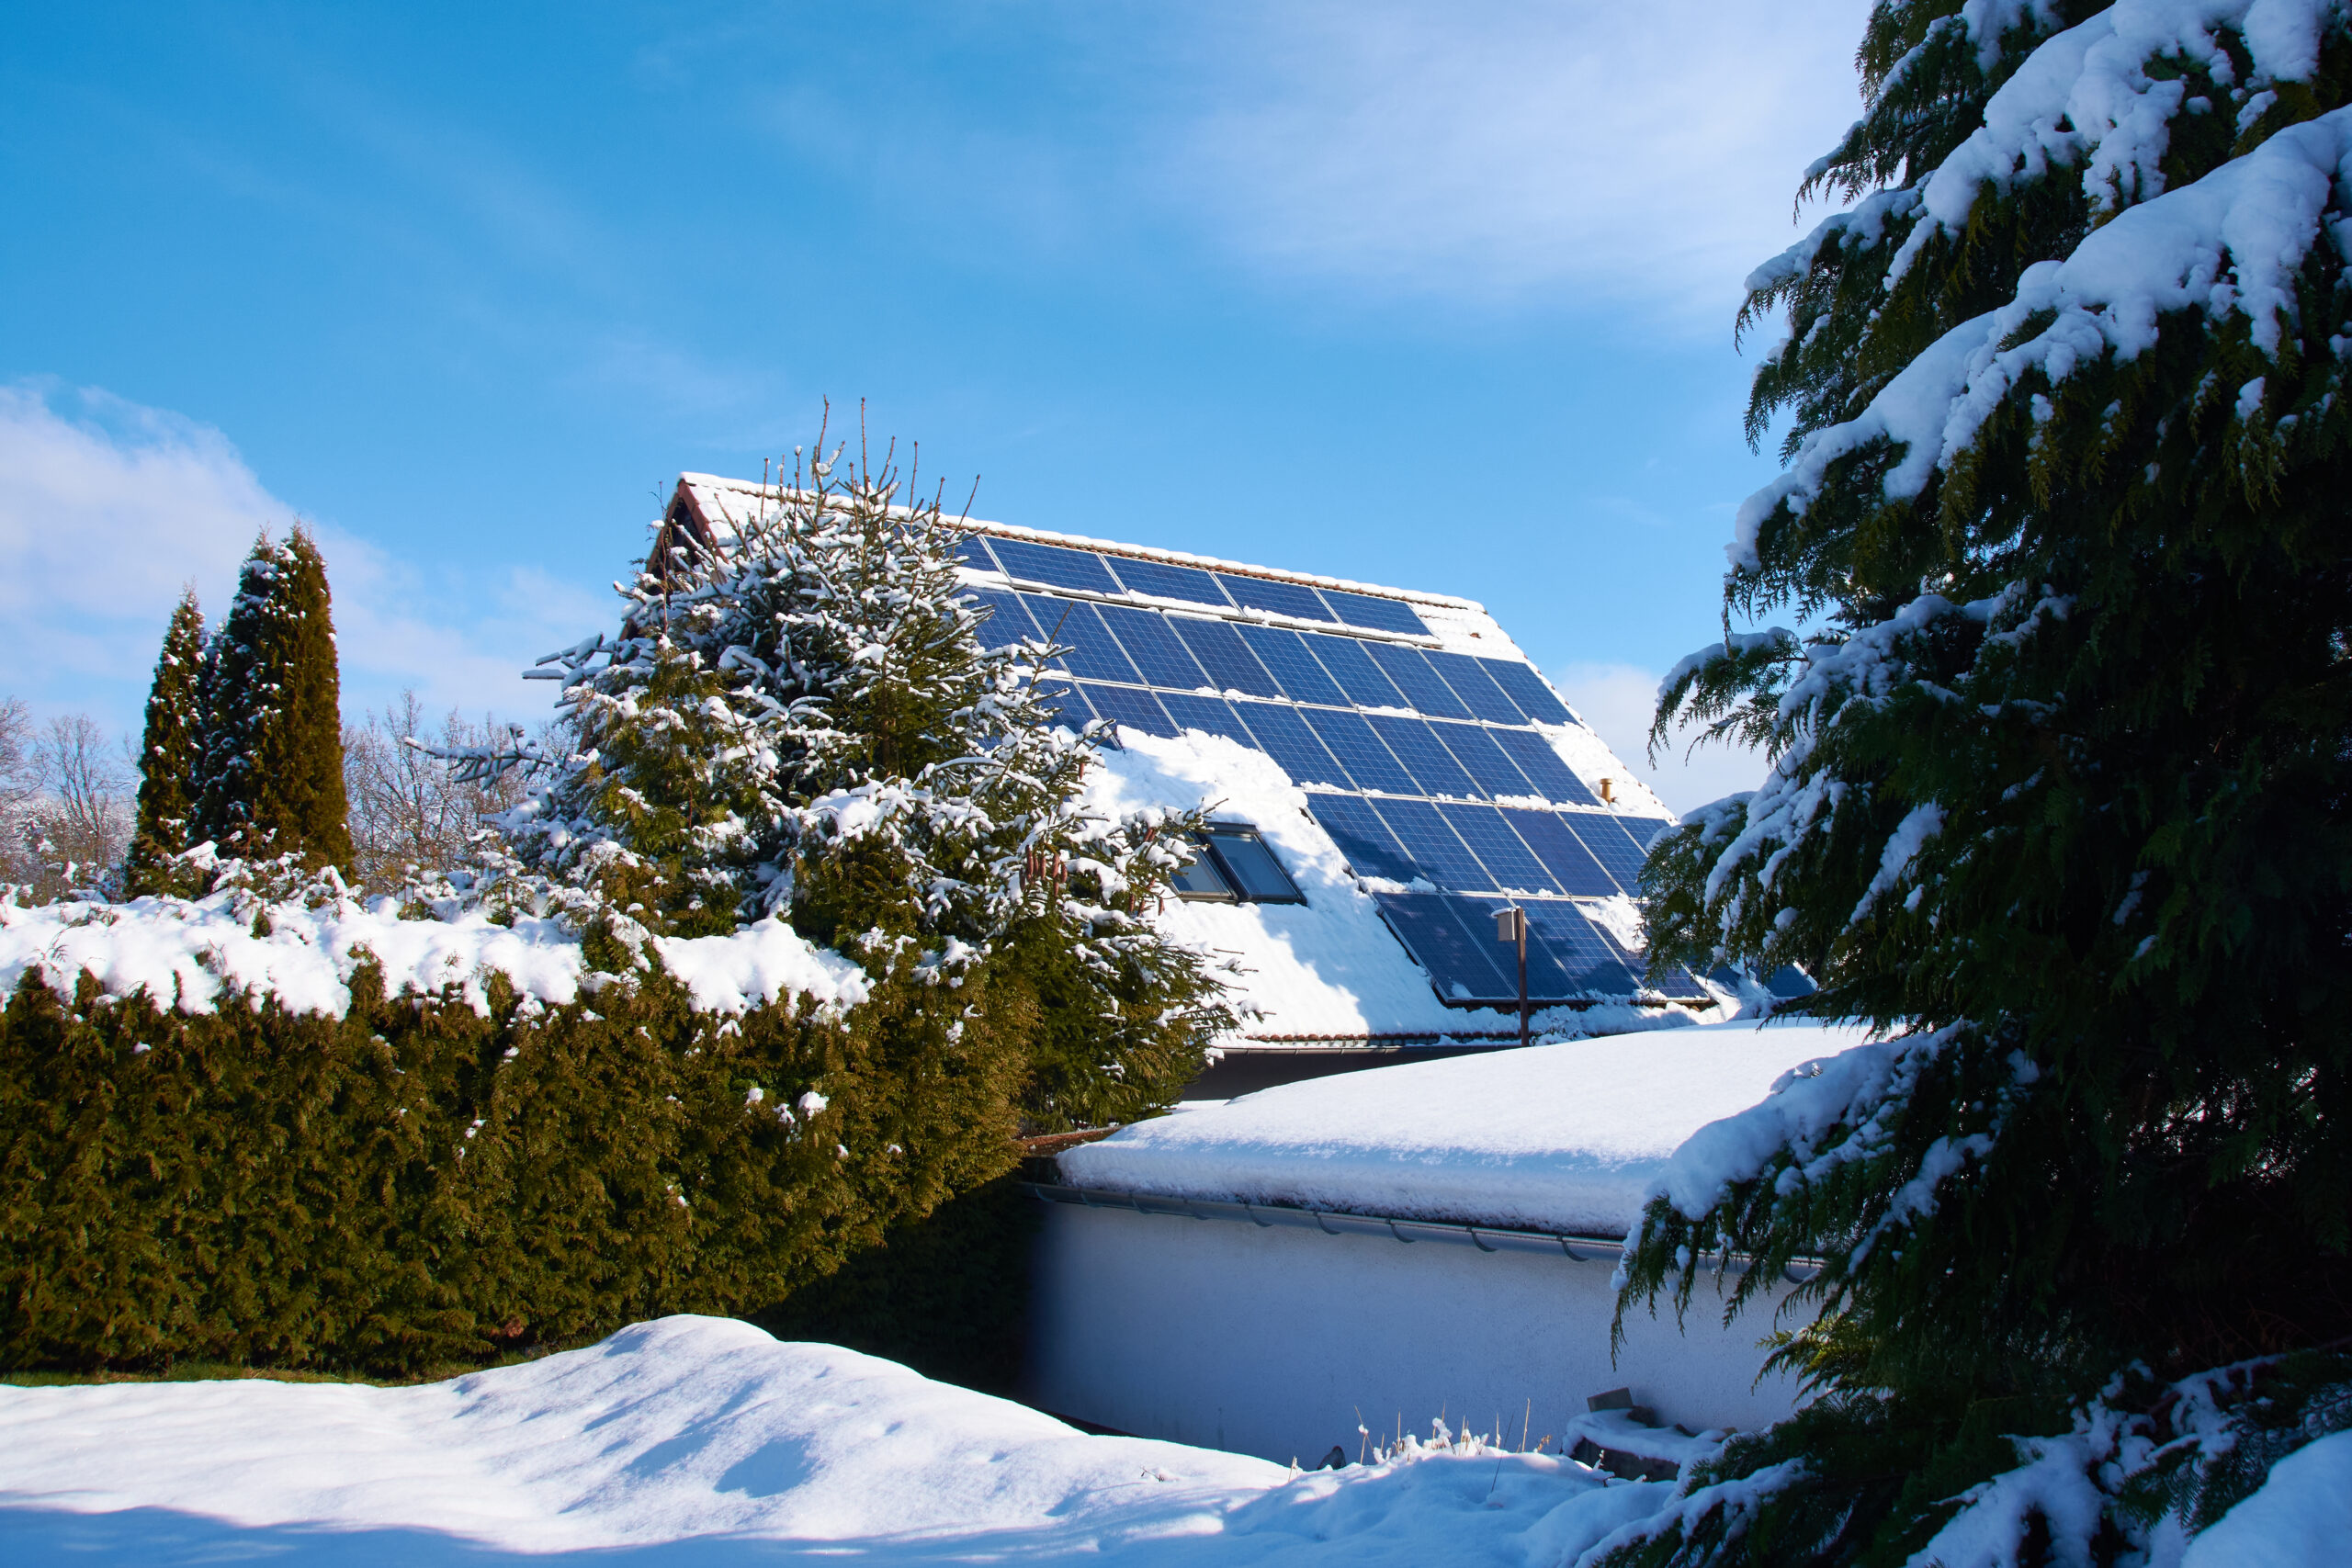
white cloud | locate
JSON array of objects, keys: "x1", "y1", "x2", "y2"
[
  {"x1": 0, "y1": 382, "x2": 594, "y2": 736},
  {"x1": 1552, "y1": 660, "x2": 1766, "y2": 817},
  {"x1": 1150, "y1": 0, "x2": 1875, "y2": 317}
]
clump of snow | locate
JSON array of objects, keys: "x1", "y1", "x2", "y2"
[
  {"x1": 2183, "y1": 1429, "x2": 2352, "y2": 1567},
  {"x1": 1085, "y1": 729, "x2": 1706, "y2": 1041},
  {"x1": 0, "y1": 1314, "x2": 1690, "y2": 1564},
  {"x1": 0, "y1": 891, "x2": 869, "y2": 1020},
  {"x1": 1058, "y1": 1019, "x2": 1872, "y2": 1235}
]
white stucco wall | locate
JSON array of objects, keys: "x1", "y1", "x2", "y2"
[{"x1": 1023, "y1": 1201, "x2": 1805, "y2": 1466}]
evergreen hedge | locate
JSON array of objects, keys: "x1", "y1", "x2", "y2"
[{"x1": 0, "y1": 954, "x2": 1027, "y2": 1377}]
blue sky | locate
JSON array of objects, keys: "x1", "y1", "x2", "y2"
[{"x1": 1, "y1": 0, "x2": 1871, "y2": 811}]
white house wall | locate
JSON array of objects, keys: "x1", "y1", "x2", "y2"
[{"x1": 1023, "y1": 1201, "x2": 1804, "y2": 1467}]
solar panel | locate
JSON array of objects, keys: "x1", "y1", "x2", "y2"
[
  {"x1": 1301, "y1": 633, "x2": 1408, "y2": 708},
  {"x1": 952, "y1": 535, "x2": 1001, "y2": 573},
  {"x1": 1424, "y1": 650, "x2": 1528, "y2": 726},
  {"x1": 1158, "y1": 692, "x2": 1261, "y2": 750},
  {"x1": 1079, "y1": 683, "x2": 1177, "y2": 738},
  {"x1": 1107, "y1": 556, "x2": 1231, "y2": 607},
  {"x1": 1215, "y1": 573, "x2": 1338, "y2": 623},
  {"x1": 1560, "y1": 812, "x2": 1647, "y2": 891},
  {"x1": 1167, "y1": 616, "x2": 1283, "y2": 698},
  {"x1": 961, "y1": 588, "x2": 1037, "y2": 649},
  {"x1": 1036, "y1": 681, "x2": 1095, "y2": 729},
  {"x1": 1233, "y1": 702, "x2": 1351, "y2": 788},
  {"x1": 988, "y1": 538, "x2": 1123, "y2": 593},
  {"x1": 1478, "y1": 659, "x2": 1575, "y2": 725},
  {"x1": 1234, "y1": 625, "x2": 1351, "y2": 707},
  {"x1": 1299, "y1": 709, "x2": 1419, "y2": 795},
  {"x1": 1436, "y1": 804, "x2": 1561, "y2": 896},
  {"x1": 1369, "y1": 796, "x2": 1493, "y2": 892},
  {"x1": 1521, "y1": 902, "x2": 1642, "y2": 992},
  {"x1": 1464, "y1": 897, "x2": 1580, "y2": 997},
  {"x1": 1305, "y1": 795, "x2": 1418, "y2": 884},
  {"x1": 1019, "y1": 595, "x2": 1141, "y2": 684},
  {"x1": 1431, "y1": 722, "x2": 1538, "y2": 799},
  {"x1": 1372, "y1": 892, "x2": 1516, "y2": 1000},
  {"x1": 1320, "y1": 590, "x2": 1430, "y2": 637},
  {"x1": 1498, "y1": 807, "x2": 1619, "y2": 897},
  {"x1": 1363, "y1": 641, "x2": 1475, "y2": 721},
  {"x1": 1487, "y1": 728, "x2": 1601, "y2": 807},
  {"x1": 1364, "y1": 714, "x2": 1481, "y2": 799},
  {"x1": 1094, "y1": 603, "x2": 1210, "y2": 690},
  {"x1": 1616, "y1": 814, "x2": 1679, "y2": 855}
]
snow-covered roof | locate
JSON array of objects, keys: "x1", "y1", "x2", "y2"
[
  {"x1": 672, "y1": 475, "x2": 1702, "y2": 1045},
  {"x1": 1058, "y1": 1019, "x2": 1872, "y2": 1236}
]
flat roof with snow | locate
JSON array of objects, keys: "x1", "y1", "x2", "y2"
[{"x1": 672, "y1": 475, "x2": 1707, "y2": 1045}]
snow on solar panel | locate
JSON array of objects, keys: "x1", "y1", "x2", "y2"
[
  {"x1": 1522, "y1": 902, "x2": 1641, "y2": 992},
  {"x1": 1319, "y1": 589, "x2": 1430, "y2": 637},
  {"x1": 1157, "y1": 692, "x2": 1261, "y2": 750},
  {"x1": 1094, "y1": 602, "x2": 1210, "y2": 690},
  {"x1": 1372, "y1": 892, "x2": 1516, "y2": 1000},
  {"x1": 1498, "y1": 807, "x2": 1619, "y2": 897},
  {"x1": 1298, "y1": 708, "x2": 1417, "y2": 796},
  {"x1": 1167, "y1": 617, "x2": 1283, "y2": 699},
  {"x1": 1105, "y1": 556, "x2": 1230, "y2": 607},
  {"x1": 1477, "y1": 658, "x2": 1575, "y2": 726},
  {"x1": 1423, "y1": 650, "x2": 1528, "y2": 726},
  {"x1": 1079, "y1": 683, "x2": 1177, "y2": 738},
  {"x1": 1435, "y1": 804, "x2": 1560, "y2": 896},
  {"x1": 1487, "y1": 728, "x2": 1600, "y2": 807},
  {"x1": 1018, "y1": 595, "x2": 1140, "y2": 684},
  {"x1": 1231, "y1": 702, "x2": 1351, "y2": 789},
  {"x1": 961, "y1": 588, "x2": 1036, "y2": 649},
  {"x1": 1364, "y1": 714, "x2": 1480, "y2": 800},
  {"x1": 1363, "y1": 641, "x2": 1475, "y2": 721},
  {"x1": 1298, "y1": 633, "x2": 1408, "y2": 709},
  {"x1": 1304, "y1": 795, "x2": 1418, "y2": 886},
  {"x1": 1233, "y1": 625, "x2": 1351, "y2": 707},
  {"x1": 1431, "y1": 722, "x2": 1538, "y2": 799},
  {"x1": 1214, "y1": 573, "x2": 1337, "y2": 623},
  {"x1": 988, "y1": 537, "x2": 1122, "y2": 594},
  {"x1": 1368, "y1": 796, "x2": 1492, "y2": 893}
]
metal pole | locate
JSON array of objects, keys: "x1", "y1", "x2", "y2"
[{"x1": 1516, "y1": 912, "x2": 1529, "y2": 1049}]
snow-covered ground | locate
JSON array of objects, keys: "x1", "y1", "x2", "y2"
[
  {"x1": 1058, "y1": 1018, "x2": 1868, "y2": 1235},
  {"x1": 0, "y1": 1315, "x2": 1679, "y2": 1566}
]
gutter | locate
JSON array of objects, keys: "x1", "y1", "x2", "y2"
[{"x1": 1023, "y1": 1181, "x2": 1821, "y2": 1282}]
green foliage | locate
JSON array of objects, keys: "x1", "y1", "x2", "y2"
[
  {"x1": 1618, "y1": 4, "x2": 2352, "y2": 1561},
  {"x1": 0, "y1": 947, "x2": 1023, "y2": 1376},
  {"x1": 194, "y1": 528, "x2": 354, "y2": 872},
  {"x1": 124, "y1": 590, "x2": 208, "y2": 898}
]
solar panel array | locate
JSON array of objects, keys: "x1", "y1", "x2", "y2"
[{"x1": 956, "y1": 533, "x2": 1703, "y2": 1004}]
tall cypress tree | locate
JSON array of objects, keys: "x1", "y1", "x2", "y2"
[
  {"x1": 194, "y1": 527, "x2": 353, "y2": 871},
  {"x1": 123, "y1": 589, "x2": 208, "y2": 897},
  {"x1": 1611, "y1": 5, "x2": 2352, "y2": 1562}
]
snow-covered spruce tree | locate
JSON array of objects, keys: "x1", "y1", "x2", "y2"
[
  {"x1": 1611, "y1": 4, "x2": 2352, "y2": 1562},
  {"x1": 194, "y1": 528, "x2": 353, "y2": 872},
  {"x1": 123, "y1": 588, "x2": 207, "y2": 897},
  {"x1": 481, "y1": 425, "x2": 1233, "y2": 1150}
]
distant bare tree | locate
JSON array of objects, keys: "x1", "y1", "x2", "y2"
[
  {"x1": 344, "y1": 691, "x2": 532, "y2": 895},
  {"x1": 1, "y1": 707, "x2": 135, "y2": 902}
]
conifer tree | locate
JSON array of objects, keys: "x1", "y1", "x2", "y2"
[
  {"x1": 194, "y1": 528, "x2": 353, "y2": 871},
  {"x1": 469, "y1": 418, "x2": 1233, "y2": 1136},
  {"x1": 123, "y1": 589, "x2": 207, "y2": 897},
  {"x1": 1612, "y1": 4, "x2": 2352, "y2": 1561}
]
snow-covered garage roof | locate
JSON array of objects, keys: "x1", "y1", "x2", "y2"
[{"x1": 673, "y1": 474, "x2": 1707, "y2": 1046}]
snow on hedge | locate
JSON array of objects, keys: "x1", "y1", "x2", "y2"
[
  {"x1": 0, "y1": 890, "x2": 870, "y2": 1019},
  {"x1": 1058, "y1": 1019, "x2": 1868, "y2": 1235},
  {"x1": 0, "y1": 1314, "x2": 1679, "y2": 1564}
]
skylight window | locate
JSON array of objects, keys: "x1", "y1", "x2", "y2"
[{"x1": 1170, "y1": 824, "x2": 1306, "y2": 905}]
